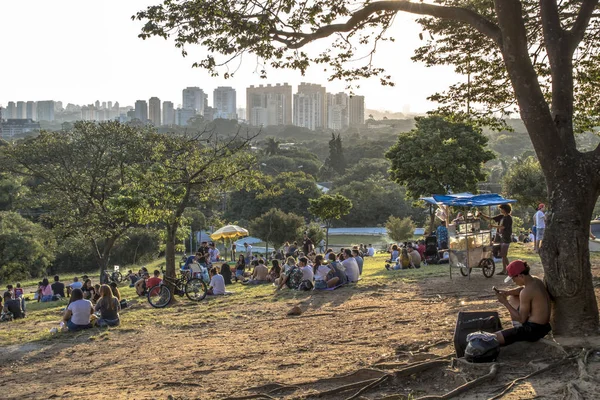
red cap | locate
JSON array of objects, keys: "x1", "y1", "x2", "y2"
[
  {"x1": 538, "y1": 203, "x2": 545, "y2": 210},
  {"x1": 504, "y1": 260, "x2": 527, "y2": 283}
]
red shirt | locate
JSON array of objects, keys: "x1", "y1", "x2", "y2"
[
  {"x1": 417, "y1": 244, "x2": 426, "y2": 259},
  {"x1": 146, "y1": 277, "x2": 162, "y2": 289}
]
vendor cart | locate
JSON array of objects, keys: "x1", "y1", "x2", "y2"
[{"x1": 421, "y1": 193, "x2": 517, "y2": 279}]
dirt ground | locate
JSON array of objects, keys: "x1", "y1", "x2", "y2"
[{"x1": 1, "y1": 258, "x2": 600, "y2": 400}]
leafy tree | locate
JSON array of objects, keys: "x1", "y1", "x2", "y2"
[
  {"x1": 385, "y1": 216, "x2": 416, "y2": 243},
  {"x1": 300, "y1": 222, "x2": 326, "y2": 249},
  {"x1": 1, "y1": 121, "x2": 158, "y2": 281},
  {"x1": 225, "y1": 171, "x2": 322, "y2": 221},
  {"x1": 333, "y1": 158, "x2": 390, "y2": 188},
  {"x1": 308, "y1": 194, "x2": 353, "y2": 247},
  {"x1": 183, "y1": 208, "x2": 207, "y2": 232},
  {"x1": 249, "y1": 208, "x2": 305, "y2": 250},
  {"x1": 264, "y1": 137, "x2": 281, "y2": 156},
  {"x1": 0, "y1": 211, "x2": 56, "y2": 282},
  {"x1": 386, "y1": 116, "x2": 495, "y2": 199},
  {"x1": 136, "y1": 0, "x2": 600, "y2": 333},
  {"x1": 502, "y1": 156, "x2": 548, "y2": 210},
  {"x1": 333, "y1": 178, "x2": 425, "y2": 227},
  {"x1": 0, "y1": 173, "x2": 27, "y2": 211},
  {"x1": 324, "y1": 133, "x2": 346, "y2": 177}
]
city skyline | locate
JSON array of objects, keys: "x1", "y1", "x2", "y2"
[{"x1": 0, "y1": 0, "x2": 463, "y2": 115}]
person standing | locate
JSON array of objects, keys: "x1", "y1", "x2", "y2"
[
  {"x1": 480, "y1": 204, "x2": 513, "y2": 275},
  {"x1": 318, "y1": 238, "x2": 326, "y2": 254},
  {"x1": 302, "y1": 233, "x2": 314, "y2": 255},
  {"x1": 244, "y1": 242, "x2": 253, "y2": 264},
  {"x1": 533, "y1": 204, "x2": 546, "y2": 253},
  {"x1": 436, "y1": 221, "x2": 449, "y2": 250}
]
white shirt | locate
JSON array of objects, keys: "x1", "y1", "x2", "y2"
[
  {"x1": 209, "y1": 248, "x2": 220, "y2": 261},
  {"x1": 69, "y1": 281, "x2": 83, "y2": 289},
  {"x1": 367, "y1": 247, "x2": 375, "y2": 257},
  {"x1": 314, "y1": 265, "x2": 331, "y2": 281},
  {"x1": 209, "y1": 274, "x2": 226, "y2": 295},
  {"x1": 534, "y1": 210, "x2": 546, "y2": 229},
  {"x1": 528, "y1": 233, "x2": 535, "y2": 242},
  {"x1": 301, "y1": 265, "x2": 314, "y2": 281},
  {"x1": 245, "y1": 245, "x2": 252, "y2": 257},
  {"x1": 342, "y1": 258, "x2": 360, "y2": 282},
  {"x1": 67, "y1": 299, "x2": 93, "y2": 325}
]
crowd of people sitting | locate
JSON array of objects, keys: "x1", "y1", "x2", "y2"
[{"x1": 384, "y1": 241, "x2": 426, "y2": 270}]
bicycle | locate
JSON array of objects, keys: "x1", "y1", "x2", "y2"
[
  {"x1": 147, "y1": 268, "x2": 207, "y2": 308},
  {"x1": 102, "y1": 270, "x2": 124, "y2": 285}
]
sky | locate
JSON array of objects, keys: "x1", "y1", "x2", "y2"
[{"x1": 0, "y1": 0, "x2": 462, "y2": 113}]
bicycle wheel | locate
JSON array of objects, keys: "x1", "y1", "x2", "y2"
[
  {"x1": 459, "y1": 266, "x2": 472, "y2": 277},
  {"x1": 185, "y1": 278, "x2": 207, "y2": 302},
  {"x1": 147, "y1": 285, "x2": 171, "y2": 308},
  {"x1": 479, "y1": 258, "x2": 495, "y2": 278},
  {"x1": 113, "y1": 271, "x2": 123, "y2": 283}
]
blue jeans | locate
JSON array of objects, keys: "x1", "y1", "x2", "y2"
[
  {"x1": 41, "y1": 295, "x2": 53, "y2": 302},
  {"x1": 66, "y1": 319, "x2": 92, "y2": 332},
  {"x1": 97, "y1": 318, "x2": 120, "y2": 327}
]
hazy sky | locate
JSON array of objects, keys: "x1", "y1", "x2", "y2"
[{"x1": 0, "y1": 0, "x2": 462, "y2": 113}]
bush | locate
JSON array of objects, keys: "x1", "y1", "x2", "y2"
[{"x1": 385, "y1": 216, "x2": 415, "y2": 243}]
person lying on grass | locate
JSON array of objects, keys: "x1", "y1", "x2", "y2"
[
  {"x1": 95, "y1": 284, "x2": 121, "y2": 327},
  {"x1": 493, "y1": 260, "x2": 552, "y2": 346},
  {"x1": 207, "y1": 266, "x2": 226, "y2": 295},
  {"x1": 63, "y1": 288, "x2": 93, "y2": 332}
]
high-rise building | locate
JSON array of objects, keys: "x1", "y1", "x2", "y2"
[
  {"x1": 175, "y1": 108, "x2": 195, "y2": 126},
  {"x1": 81, "y1": 105, "x2": 97, "y2": 121},
  {"x1": 327, "y1": 92, "x2": 349, "y2": 130},
  {"x1": 54, "y1": 101, "x2": 63, "y2": 112},
  {"x1": 26, "y1": 101, "x2": 37, "y2": 121},
  {"x1": 148, "y1": 97, "x2": 161, "y2": 126},
  {"x1": 134, "y1": 100, "x2": 148, "y2": 122},
  {"x1": 213, "y1": 87, "x2": 237, "y2": 119},
  {"x1": 162, "y1": 101, "x2": 175, "y2": 125},
  {"x1": 107, "y1": 101, "x2": 113, "y2": 110},
  {"x1": 6, "y1": 102, "x2": 16, "y2": 119},
  {"x1": 246, "y1": 83, "x2": 293, "y2": 127},
  {"x1": 101, "y1": 102, "x2": 107, "y2": 110},
  {"x1": 293, "y1": 83, "x2": 327, "y2": 130},
  {"x1": 37, "y1": 101, "x2": 55, "y2": 121},
  {"x1": 182, "y1": 87, "x2": 207, "y2": 115},
  {"x1": 348, "y1": 95, "x2": 365, "y2": 126},
  {"x1": 16, "y1": 101, "x2": 26, "y2": 119},
  {"x1": 95, "y1": 100, "x2": 100, "y2": 109},
  {"x1": 203, "y1": 106, "x2": 216, "y2": 122}
]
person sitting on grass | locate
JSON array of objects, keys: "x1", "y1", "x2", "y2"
[
  {"x1": 341, "y1": 249, "x2": 360, "y2": 282},
  {"x1": 81, "y1": 279, "x2": 96, "y2": 301},
  {"x1": 63, "y1": 288, "x2": 93, "y2": 332},
  {"x1": 407, "y1": 244, "x2": 421, "y2": 269},
  {"x1": 313, "y1": 255, "x2": 339, "y2": 289},
  {"x1": 267, "y1": 260, "x2": 281, "y2": 283},
  {"x1": 95, "y1": 284, "x2": 121, "y2": 327},
  {"x1": 135, "y1": 272, "x2": 150, "y2": 296},
  {"x1": 92, "y1": 284, "x2": 101, "y2": 303},
  {"x1": 493, "y1": 260, "x2": 552, "y2": 346},
  {"x1": 327, "y1": 252, "x2": 348, "y2": 286},
  {"x1": 386, "y1": 247, "x2": 414, "y2": 270},
  {"x1": 51, "y1": 276, "x2": 65, "y2": 299},
  {"x1": 13, "y1": 283, "x2": 25, "y2": 314},
  {"x1": 352, "y1": 249, "x2": 364, "y2": 275},
  {"x1": 146, "y1": 270, "x2": 162, "y2": 294},
  {"x1": 39, "y1": 278, "x2": 54, "y2": 302},
  {"x1": 387, "y1": 244, "x2": 399, "y2": 263},
  {"x1": 207, "y1": 267, "x2": 226, "y2": 295},
  {"x1": 244, "y1": 259, "x2": 269, "y2": 284},
  {"x1": 67, "y1": 276, "x2": 83, "y2": 297},
  {"x1": 2, "y1": 291, "x2": 24, "y2": 320},
  {"x1": 276, "y1": 259, "x2": 304, "y2": 291},
  {"x1": 109, "y1": 282, "x2": 129, "y2": 309},
  {"x1": 220, "y1": 262, "x2": 233, "y2": 285},
  {"x1": 127, "y1": 270, "x2": 139, "y2": 287},
  {"x1": 235, "y1": 255, "x2": 246, "y2": 282}
]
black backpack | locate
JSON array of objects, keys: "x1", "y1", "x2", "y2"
[{"x1": 465, "y1": 331, "x2": 500, "y2": 363}]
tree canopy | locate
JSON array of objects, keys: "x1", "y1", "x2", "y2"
[
  {"x1": 308, "y1": 194, "x2": 352, "y2": 246},
  {"x1": 386, "y1": 116, "x2": 495, "y2": 199},
  {"x1": 249, "y1": 208, "x2": 305, "y2": 250},
  {"x1": 502, "y1": 156, "x2": 548, "y2": 210}
]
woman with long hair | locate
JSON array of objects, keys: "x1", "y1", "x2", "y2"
[
  {"x1": 63, "y1": 288, "x2": 93, "y2": 331},
  {"x1": 267, "y1": 260, "x2": 281, "y2": 283},
  {"x1": 39, "y1": 278, "x2": 53, "y2": 302},
  {"x1": 95, "y1": 284, "x2": 121, "y2": 327},
  {"x1": 314, "y1": 254, "x2": 339, "y2": 289},
  {"x1": 235, "y1": 254, "x2": 246, "y2": 282}
]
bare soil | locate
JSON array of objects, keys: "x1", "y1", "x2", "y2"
[{"x1": 1, "y1": 259, "x2": 599, "y2": 400}]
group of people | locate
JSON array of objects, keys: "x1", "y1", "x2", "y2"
[
  {"x1": 62, "y1": 282, "x2": 122, "y2": 331},
  {"x1": 384, "y1": 242, "x2": 425, "y2": 270}
]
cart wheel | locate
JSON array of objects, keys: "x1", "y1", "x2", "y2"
[
  {"x1": 480, "y1": 258, "x2": 495, "y2": 278},
  {"x1": 459, "y1": 266, "x2": 472, "y2": 277}
]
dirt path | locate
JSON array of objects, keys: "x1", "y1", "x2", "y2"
[{"x1": 1, "y1": 260, "x2": 599, "y2": 399}]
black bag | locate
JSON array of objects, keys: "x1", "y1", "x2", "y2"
[
  {"x1": 465, "y1": 331, "x2": 500, "y2": 363},
  {"x1": 298, "y1": 280, "x2": 314, "y2": 291},
  {"x1": 453, "y1": 311, "x2": 502, "y2": 357}
]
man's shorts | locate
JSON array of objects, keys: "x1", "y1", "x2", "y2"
[
  {"x1": 536, "y1": 228, "x2": 545, "y2": 241},
  {"x1": 501, "y1": 321, "x2": 552, "y2": 345}
]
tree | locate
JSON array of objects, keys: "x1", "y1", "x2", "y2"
[
  {"x1": 308, "y1": 194, "x2": 353, "y2": 247},
  {"x1": 385, "y1": 216, "x2": 416, "y2": 243},
  {"x1": 1, "y1": 121, "x2": 158, "y2": 282},
  {"x1": 386, "y1": 116, "x2": 495, "y2": 199},
  {"x1": 249, "y1": 208, "x2": 305, "y2": 251},
  {"x1": 502, "y1": 156, "x2": 548, "y2": 210},
  {"x1": 324, "y1": 133, "x2": 346, "y2": 177},
  {"x1": 301, "y1": 222, "x2": 326, "y2": 249},
  {"x1": 135, "y1": 0, "x2": 600, "y2": 333},
  {"x1": 0, "y1": 211, "x2": 56, "y2": 282},
  {"x1": 264, "y1": 137, "x2": 281, "y2": 156}
]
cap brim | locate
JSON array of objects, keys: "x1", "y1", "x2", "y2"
[{"x1": 504, "y1": 275, "x2": 513, "y2": 283}]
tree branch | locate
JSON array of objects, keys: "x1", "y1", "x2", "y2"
[
  {"x1": 569, "y1": 0, "x2": 599, "y2": 49},
  {"x1": 274, "y1": 1, "x2": 502, "y2": 49}
]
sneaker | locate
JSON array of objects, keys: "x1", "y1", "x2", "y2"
[{"x1": 385, "y1": 264, "x2": 390, "y2": 270}]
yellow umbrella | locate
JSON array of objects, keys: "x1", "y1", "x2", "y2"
[{"x1": 210, "y1": 225, "x2": 249, "y2": 241}]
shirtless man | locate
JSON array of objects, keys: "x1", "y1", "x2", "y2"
[{"x1": 494, "y1": 260, "x2": 552, "y2": 346}]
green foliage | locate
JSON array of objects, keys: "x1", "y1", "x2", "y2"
[
  {"x1": 183, "y1": 208, "x2": 207, "y2": 232},
  {"x1": 502, "y1": 156, "x2": 548, "y2": 210},
  {"x1": 332, "y1": 178, "x2": 425, "y2": 227},
  {"x1": 0, "y1": 173, "x2": 27, "y2": 212},
  {"x1": 332, "y1": 158, "x2": 390, "y2": 187},
  {"x1": 225, "y1": 171, "x2": 322, "y2": 221},
  {"x1": 308, "y1": 194, "x2": 353, "y2": 228},
  {"x1": 301, "y1": 222, "x2": 325, "y2": 246},
  {"x1": 386, "y1": 116, "x2": 495, "y2": 199},
  {"x1": 249, "y1": 208, "x2": 305, "y2": 250},
  {"x1": 385, "y1": 216, "x2": 416, "y2": 243},
  {"x1": 0, "y1": 212, "x2": 56, "y2": 282},
  {"x1": 323, "y1": 133, "x2": 346, "y2": 178}
]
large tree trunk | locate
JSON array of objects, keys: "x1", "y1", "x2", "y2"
[
  {"x1": 165, "y1": 223, "x2": 178, "y2": 279},
  {"x1": 541, "y1": 157, "x2": 600, "y2": 334},
  {"x1": 93, "y1": 236, "x2": 117, "y2": 284}
]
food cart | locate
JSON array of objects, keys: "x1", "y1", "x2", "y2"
[{"x1": 421, "y1": 193, "x2": 517, "y2": 279}]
